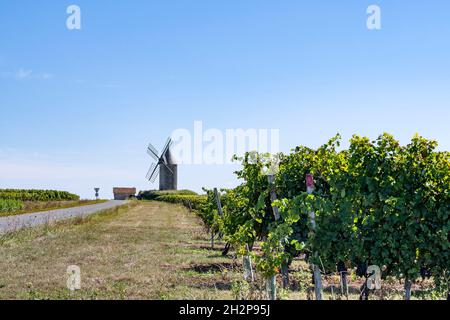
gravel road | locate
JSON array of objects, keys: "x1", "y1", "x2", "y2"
[{"x1": 0, "y1": 200, "x2": 127, "y2": 234}]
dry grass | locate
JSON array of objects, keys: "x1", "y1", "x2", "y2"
[
  {"x1": 0, "y1": 202, "x2": 438, "y2": 300},
  {"x1": 0, "y1": 201, "x2": 235, "y2": 300}
]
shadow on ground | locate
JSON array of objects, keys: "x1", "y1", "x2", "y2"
[{"x1": 184, "y1": 262, "x2": 236, "y2": 274}]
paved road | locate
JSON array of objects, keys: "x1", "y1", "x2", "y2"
[{"x1": 0, "y1": 200, "x2": 127, "y2": 234}]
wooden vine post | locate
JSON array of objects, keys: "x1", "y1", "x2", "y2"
[
  {"x1": 243, "y1": 243, "x2": 255, "y2": 282},
  {"x1": 268, "y1": 174, "x2": 290, "y2": 290},
  {"x1": 268, "y1": 175, "x2": 280, "y2": 220},
  {"x1": 404, "y1": 279, "x2": 412, "y2": 300},
  {"x1": 266, "y1": 174, "x2": 281, "y2": 299},
  {"x1": 211, "y1": 188, "x2": 223, "y2": 249},
  {"x1": 214, "y1": 188, "x2": 223, "y2": 217},
  {"x1": 306, "y1": 174, "x2": 323, "y2": 300},
  {"x1": 337, "y1": 261, "x2": 349, "y2": 298}
]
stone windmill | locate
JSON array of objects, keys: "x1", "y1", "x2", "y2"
[{"x1": 146, "y1": 138, "x2": 177, "y2": 190}]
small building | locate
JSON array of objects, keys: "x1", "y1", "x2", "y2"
[{"x1": 113, "y1": 187, "x2": 136, "y2": 200}]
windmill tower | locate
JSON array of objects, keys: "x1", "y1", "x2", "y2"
[{"x1": 146, "y1": 138, "x2": 178, "y2": 190}]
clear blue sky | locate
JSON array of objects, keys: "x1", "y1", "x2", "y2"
[{"x1": 1, "y1": 1, "x2": 449, "y2": 199}]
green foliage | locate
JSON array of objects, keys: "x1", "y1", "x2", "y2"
[
  {"x1": 0, "y1": 189, "x2": 79, "y2": 202},
  {"x1": 199, "y1": 133, "x2": 449, "y2": 296},
  {"x1": 197, "y1": 188, "x2": 222, "y2": 233},
  {"x1": 137, "y1": 189, "x2": 198, "y2": 200},
  {"x1": 196, "y1": 153, "x2": 274, "y2": 260},
  {"x1": 0, "y1": 199, "x2": 25, "y2": 213},
  {"x1": 278, "y1": 134, "x2": 449, "y2": 293},
  {"x1": 153, "y1": 194, "x2": 206, "y2": 210}
]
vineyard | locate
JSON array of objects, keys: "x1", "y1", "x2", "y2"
[
  {"x1": 157, "y1": 133, "x2": 449, "y2": 300},
  {"x1": 0, "y1": 189, "x2": 79, "y2": 202},
  {"x1": 0, "y1": 189, "x2": 81, "y2": 215},
  {"x1": 0, "y1": 199, "x2": 25, "y2": 214}
]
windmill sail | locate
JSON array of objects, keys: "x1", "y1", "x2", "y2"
[
  {"x1": 160, "y1": 138, "x2": 173, "y2": 164},
  {"x1": 146, "y1": 163, "x2": 158, "y2": 181},
  {"x1": 147, "y1": 143, "x2": 159, "y2": 161}
]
